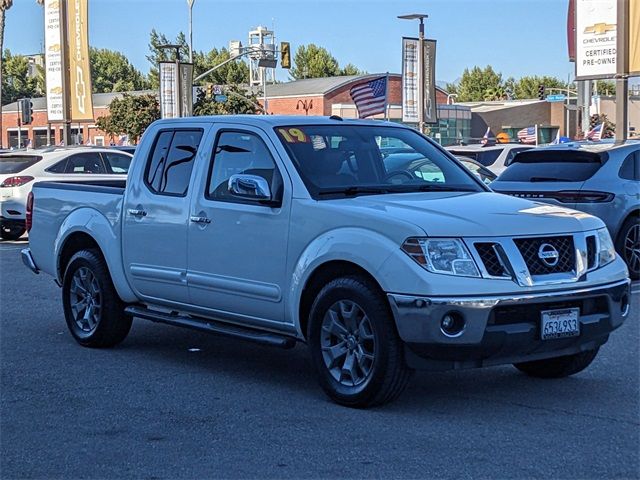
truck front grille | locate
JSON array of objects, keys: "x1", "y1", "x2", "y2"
[{"x1": 513, "y1": 236, "x2": 575, "y2": 275}]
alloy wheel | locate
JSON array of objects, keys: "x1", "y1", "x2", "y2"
[
  {"x1": 69, "y1": 267, "x2": 102, "y2": 333},
  {"x1": 624, "y1": 224, "x2": 640, "y2": 275},
  {"x1": 320, "y1": 300, "x2": 376, "y2": 387}
]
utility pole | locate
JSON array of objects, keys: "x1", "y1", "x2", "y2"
[{"x1": 615, "y1": 0, "x2": 629, "y2": 142}]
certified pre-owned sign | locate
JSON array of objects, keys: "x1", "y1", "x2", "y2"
[
  {"x1": 67, "y1": 0, "x2": 94, "y2": 120},
  {"x1": 576, "y1": 0, "x2": 617, "y2": 79}
]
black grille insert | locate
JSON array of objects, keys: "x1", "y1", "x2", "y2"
[
  {"x1": 475, "y1": 243, "x2": 510, "y2": 277},
  {"x1": 489, "y1": 297, "x2": 609, "y2": 326},
  {"x1": 513, "y1": 236, "x2": 575, "y2": 275},
  {"x1": 586, "y1": 235, "x2": 597, "y2": 269}
]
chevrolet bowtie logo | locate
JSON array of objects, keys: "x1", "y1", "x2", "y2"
[{"x1": 584, "y1": 22, "x2": 616, "y2": 35}]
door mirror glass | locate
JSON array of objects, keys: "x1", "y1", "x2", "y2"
[{"x1": 228, "y1": 174, "x2": 272, "y2": 200}]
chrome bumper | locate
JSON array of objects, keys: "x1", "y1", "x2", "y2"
[
  {"x1": 387, "y1": 279, "x2": 631, "y2": 369},
  {"x1": 21, "y1": 248, "x2": 39, "y2": 274}
]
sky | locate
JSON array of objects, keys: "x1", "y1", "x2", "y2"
[{"x1": 5, "y1": 0, "x2": 577, "y2": 85}]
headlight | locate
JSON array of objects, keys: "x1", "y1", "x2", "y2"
[
  {"x1": 597, "y1": 228, "x2": 616, "y2": 267},
  {"x1": 402, "y1": 238, "x2": 481, "y2": 277}
]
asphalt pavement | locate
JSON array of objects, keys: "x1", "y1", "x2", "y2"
[{"x1": 1, "y1": 238, "x2": 639, "y2": 479}]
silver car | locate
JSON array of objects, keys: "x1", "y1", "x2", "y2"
[{"x1": 491, "y1": 141, "x2": 640, "y2": 278}]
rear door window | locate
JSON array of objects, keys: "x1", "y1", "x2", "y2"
[
  {"x1": 475, "y1": 149, "x2": 502, "y2": 167},
  {"x1": 145, "y1": 129, "x2": 203, "y2": 196},
  {"x1": 0, "y1": 155, "x2": 42, "y2": 174},
  {"x1": 619, "y1": 151, "x2": 640, "y2": 180},
  {"x1": 498, "y1": 150, "x2": 604, "y2": 182},
  {"x1": 65, "y1": 153, "x2": 106, "y2": 174}
]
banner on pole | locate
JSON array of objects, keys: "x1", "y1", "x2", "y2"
[
  {"x1": 159, "y1": 62, "x2": 179, "y2": 119},
  {"x1": 179, "y1": 63, "x2": 194, "y2": 117},
  {"x1": 67, "y1": 0, "x2": 94, "y2": 120},
  {"x1": 44, "y1": 0, "x2": 64, "y2": 122},
  {"x1": 423, "y1": 39, "x2": 438, "y2": 124},
  {"x1": 401, "y1": 37, "x2": 419, "y2": 123},
  {"x1": 630, "y1": 0, "x2": 640, "y2": 76}
]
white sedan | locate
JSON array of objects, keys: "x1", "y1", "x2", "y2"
[{"x1": 0, "y1": 146, "x2": 132, "y2": 240}]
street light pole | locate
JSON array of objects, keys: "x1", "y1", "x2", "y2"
[
  {"x1": 187, "y1": 0, "x2": 195, "y2": 64},
  {"x1": 398, "y1": 13, "x2": 428, "y2": 134}
]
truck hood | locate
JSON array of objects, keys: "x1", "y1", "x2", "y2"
[{"x1": 340, "y1": 191, "x2": 604, "y2": 237}]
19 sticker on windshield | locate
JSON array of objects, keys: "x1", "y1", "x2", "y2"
[{"x1": 278, "y1": 128, "x2": 309, "y2": 143}]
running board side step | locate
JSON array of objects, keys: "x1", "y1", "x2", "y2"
[{"x1": 125, "y1": 306, "x2": 296, "y2": 349}]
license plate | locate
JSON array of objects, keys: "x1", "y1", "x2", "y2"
[{"x1": 541, "y1": 308, "x2": 580, "y2": 340}]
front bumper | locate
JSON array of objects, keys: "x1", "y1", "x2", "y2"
[{"x1": 387, "y1": 279, "x2": 631, "y2": 370}]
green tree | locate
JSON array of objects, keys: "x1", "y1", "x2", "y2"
[
  {"x1": 1, "y1": 0, "x2": 12, "y2": 108},
  {"x1": 1, "y1": 50, "x2": 41, "y2": 104},
  {"x1": 146, "y1": 29, "x2": 190, "y2": 88},
  {"x1": 455, "y1": 66, "x2": 504, "y2": 102},
  {"x1": 339, "y1": 63, "x2": 365, "y2": 76},
  {"x1": 193, "y1": 85, "x2": 261, "y2": 115},
  {"x1": 192, "y1": 47, "x2": 248, "y2": 85},
  {"x1": 96, "y1": 93, "x2": 160, "y2": 144},
  {"x1": 90, "y1": 47, "x2": 149, "y2": 93},
  {"x1": 515, "y1": 75, "x2": 567, "y2": 99},
  {"x1": 596, "y1": 80, "x2": 616, "y2": 96},
  {"x1": 289, "y1": 44, "x2": 340, "y2": 79},
  {"x1": 483, "y1": 85, "x2": 507, "y2": 101}
]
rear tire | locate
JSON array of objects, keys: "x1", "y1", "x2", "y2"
[
  {"x1": 0, "y1": 224, "x2": 25, "y2": 240},
  {"x1": 616, "y1": 217, "x2": 640, "y2": 280},
  {"x1": 514, "y1": 348, "x2": 599, "y2": 378},
  {"x1": 308, "y1": 276, "x2": 412, "y2": 408},
  {"x1": 62, "y1": 249, "x2": 132, "y2": 348}
]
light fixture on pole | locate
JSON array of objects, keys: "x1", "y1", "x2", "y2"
[{"x1": 398, "y1": 13, "x2": 428, "y2": 133}]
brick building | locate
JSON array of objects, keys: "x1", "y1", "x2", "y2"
[{"x1": 1, "y1": 74, "x2": 457, "y2": 148}]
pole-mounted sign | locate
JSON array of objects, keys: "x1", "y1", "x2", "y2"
[
  {"x1": 44, "y1": 0, "x2": 64, "y2": 122},
  {"x1": 67, "y1": 0, "x2": 94, "y2": 120}
]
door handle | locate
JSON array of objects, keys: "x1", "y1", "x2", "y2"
[
  {"x1": 128, "y1": 209, "x2": 147, "y2": 217},
  {"x1": 190, "y1": 216, "x2": 211, "y2": 224}
]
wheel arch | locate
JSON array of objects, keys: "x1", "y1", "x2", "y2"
[
  {"x1": 615, "y1": 208, "x2": 640, "y2": 242},
  {"x1": 297, "y1": 260, "x2": 388, "y2": 342}
]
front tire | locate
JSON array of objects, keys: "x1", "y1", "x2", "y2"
[
  {"x1": 62, "y1": 249, "x2": 132, "y2": 348},
  {"x1": 308, "y1": 276, "x2": 412, "y2": 408},
  {"x1": 0, "y1": 224, "x2": 25, "y2": 240},
  {"x1": 514, "y1": 348, "x2": 599, "y2": 378},
  {"x1": 616, "y1": 217, "x2": 640, "y2": 280}
]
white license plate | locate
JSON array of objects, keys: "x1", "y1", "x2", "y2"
[{"x1": 541, "y1": 308, "x2": 580, "y2": 340}]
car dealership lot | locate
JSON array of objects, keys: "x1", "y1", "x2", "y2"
[{"x1": 1, "y1": 240, "x2": 638, "y2": 479}]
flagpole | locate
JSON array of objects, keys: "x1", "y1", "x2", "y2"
[{"x1": 384, "y1": 72, "x2": 390, "y2": 121}]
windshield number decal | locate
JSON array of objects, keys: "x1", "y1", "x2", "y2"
[{"x1": 278, "y1": 128, "x2": 309, "y2": 143}]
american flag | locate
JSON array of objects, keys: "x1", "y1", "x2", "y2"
[
  {"x1": 585, "y1": 123, "x2": 603, "y2": 141},
  {"x1": 349, "y1": 76, "x2": 388, "y2": 118},
  {"x1": 517, "y1": 126, "x2": 537, "y2": 144}
]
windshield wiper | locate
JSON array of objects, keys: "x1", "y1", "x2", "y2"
[
  {"x1": 390, "y1": 184, "x2": 477, "y2": 193},
  {"x1": 318, "y1": 186, "x2": 391, "y2": 196}
]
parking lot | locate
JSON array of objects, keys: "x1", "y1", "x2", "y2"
[{"x1": 1, "y1": 237, "x2": 638, "y2": 479}]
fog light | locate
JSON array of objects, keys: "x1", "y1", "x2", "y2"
[{"x1": 440, "y1": 312, "x2": 465, "y2": 337}]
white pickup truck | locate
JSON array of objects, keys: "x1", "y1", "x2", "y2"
[{"x1": 23, "y1": 116, "x2": 631, "y2": 407}]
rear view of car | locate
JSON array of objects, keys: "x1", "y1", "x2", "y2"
[
  {"x1": 0, "y1": 154, "x2": 43, "y2": 240},
  {"x1": 491, "y1": 143, "x2": 640, "y2": 278}
]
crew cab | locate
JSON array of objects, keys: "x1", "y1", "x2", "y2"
[{"x1": 22, "y1": 116, "x2": 631, "y2": 407}]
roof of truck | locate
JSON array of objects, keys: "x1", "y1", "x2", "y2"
[{"x1": 153, "y1": 115, "x2": 407, "y2": 128}]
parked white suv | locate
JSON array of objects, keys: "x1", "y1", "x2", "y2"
[
  {"x1": 23, "y1": 117, "x2": 630, "y2": 407},
  {"x1": 0, "y1": 147, "x2": 132, "y2": 240},
  {"x1": 446, "y1": 144, "x2": 532, "y2": 176}
]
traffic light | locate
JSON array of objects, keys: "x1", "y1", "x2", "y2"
[
  {"x1": 205, "y1": 84, "x2": 214, "y2": 98},
  {"x1": 20, "y1": 98, "x2": 33, "y2": 125},
  {"x1": 537, "y1": 84, "x2": 545, "y2": 101},
  {"x1": 280, "y1": 42, "x2": 291, "y2": 69}
]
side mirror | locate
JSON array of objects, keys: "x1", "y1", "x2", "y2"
[{"x1": 228, "y1": 174, "x2": 272, "y2": 201}]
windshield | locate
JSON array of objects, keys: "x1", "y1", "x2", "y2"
[
  {"x1": 275, "y1": 125, "x2": 483, "y2": 198},
  {"x1": 0, "y1": 154, "x2": 42, "y2": 174}
]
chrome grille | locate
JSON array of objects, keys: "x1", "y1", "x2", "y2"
[
  {"x1": 586, "y1": 235, "x2": 597, "y2": 269},
  {"x1": 513, "y1": 236, "x2": 575, "y2": 275}
]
